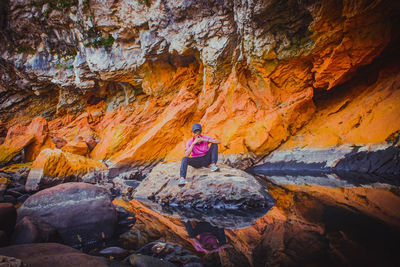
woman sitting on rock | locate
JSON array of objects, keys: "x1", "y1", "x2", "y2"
[
  {"x1": 184, "y1": 220, "x2": 228, "y2": 254},
  {"x1": 179, "y1": 123, "x2": 221, "y2": 186}
]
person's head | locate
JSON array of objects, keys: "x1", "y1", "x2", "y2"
[
  {"x1": 192, "y1": 232, "x2": 227, "y2": 254},
  {"x1": 198, "y1": 233, "x2": 218, "y2": 250},
  {"x1": 192, "y1": 123, "x2": 202, "y2": 137}
]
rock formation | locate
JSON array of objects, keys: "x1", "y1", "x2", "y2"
[
  {"x1": 25, "y1": 148, "x2": 107, "y2": 191},
  {"x1": 0, "y1": 0, "x2": 398, "y2": 170},
  {"x1": 16, "y1": 183, "x2": 117, "y2": 247},
  {"x1": 134, "y1": 162, "x2": 275, "y2": 209}
]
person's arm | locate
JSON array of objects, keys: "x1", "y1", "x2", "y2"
[
  {"x1": 184, "y1": 140, "x2": 198, "y2": 157},
  {"x1": 200, "y1": 135, "x2": 221, "y2": 144},
  {"x1": 207, "y1": 138, "x2": 221, "y2": 144}
]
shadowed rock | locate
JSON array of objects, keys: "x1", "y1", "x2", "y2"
[
  {"x1": 0, "y1": 243, "x2": 108, "y2": 267},
  {"x1": 16, "y1": 183, "x2": 117, "y2": 247}
]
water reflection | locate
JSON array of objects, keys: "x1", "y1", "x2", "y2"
[
  {"x1": 136, "y1": 198, "x2": 274, "y2": 229},
  {"x1": 184, "y1": 220, "x2": 228, "y2": 253},
  {"x1": 122, "y1": 170, "x2": 400, "y2": 266}
]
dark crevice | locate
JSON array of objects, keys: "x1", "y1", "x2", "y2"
[{"x1": 312, "y1": 16, "x2": 400, "y2": 106}]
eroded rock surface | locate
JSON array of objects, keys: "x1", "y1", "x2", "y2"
[
  {"x1": 25, "y1": 148, "x2": 107, "y2": 191},
  {"x1": 0, "y1": 0, "x2": 398, "y2": 168},
  {"x1": 134, "y1": 162, "x2": 274, "y2": 209}
]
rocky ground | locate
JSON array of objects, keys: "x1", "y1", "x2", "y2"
[{"x1": 0, "y1": 156, "x2": 276, "y2": 266}]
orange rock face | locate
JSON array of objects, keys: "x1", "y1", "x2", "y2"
[
  {"x1": 30, "y1": 148, "x2": 107, "y2": 179},
  {"x1": 0, "y1": 117, "x2": 55, "y2": 164},
  {"x1": 25, "y1": 148, "x2": 107, "y2": 191},
  {"x1": 282, "y1": 54, "x2": 400, "y2": 149},
  {"x1": 61, "y1": 140, "x2": 90, "y2": 156},
  {"x1": 24, "y1": 117, "x2": 55, "y2": 161},
  {"x1": 1, "y1": 0, "x2": 398, "y2": 169}
]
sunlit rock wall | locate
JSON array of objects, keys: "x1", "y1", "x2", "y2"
[{"x1": 1, "y1": 0, "x2": 399, "y2": 167}]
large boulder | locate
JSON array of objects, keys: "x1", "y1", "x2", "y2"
[
  {"x1": 15, "y1": 183, "x2": 117, "y2": 247},
  {"x1": 0, "y1": 243, "x2": 109, "y2": 267},
  {"x1": 25, "y1": 148, "x2": 107, "y2": 191},
  {"x1": 134, "y1": 162, "x2": 274, "y2": 209}
]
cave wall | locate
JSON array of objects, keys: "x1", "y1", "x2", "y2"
[{"x1": 0, "y1": 0, "x2": 399, "y2": 167}]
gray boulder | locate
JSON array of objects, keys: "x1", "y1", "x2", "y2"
[
  {"x1": 15, "y1": 183, "x2": 117, "y2": 247},
  {"x1": 134, "y1": 162, "x2": 274, "y2": 210}
]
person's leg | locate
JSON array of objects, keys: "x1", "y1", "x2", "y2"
[
  {"x1": 180, "y1": 156, "x2": 206, "y2": 179},
  {"x1": 180, "y1": 157, "x2": 189, "y2": 179},
  {"x1": 209, "y1": 143, "x2": 218, "y2": 164},
  {"x1": 206, "y1": 143, "x2": 219, "y2": 171}
]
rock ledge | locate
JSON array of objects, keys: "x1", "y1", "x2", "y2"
[{"x1": 134, "y1": 162, "x2": 274, "y2": 209}]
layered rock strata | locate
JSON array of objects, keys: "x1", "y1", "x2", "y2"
[
  {"x1": 25, "y1": 148, "x2": 107, "y2": 191},
  {"x1": 0, "y1": 0, "x2": 398, "y2": 169}
]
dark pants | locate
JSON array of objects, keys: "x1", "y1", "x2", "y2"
[{"x1": 180, "y1": 143, "x2": 218, "y2": 178}]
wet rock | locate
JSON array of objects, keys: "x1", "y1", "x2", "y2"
[
  {"x1": 114, "y1": 205, "x2": 136, "y2": 236},
  {"x1": 25, "y1": 149, "x2": 107, "y2": 191},
  {"x1": 0, "y1": 203, "x2": 16, "y2": 237},
  {"x1": 134, "y1": 162, "x2": 274, "y2": 209},
  {"x1": 99, "y1": 246, "x2": 128, "y2": 259},
  {"x1": 133, "y1": 241, "x2": 202, "y2": 267},
  {"x1": 112, "y1": 177, "x2": 138, "y2": 201},
  {"x1": 119, "y1": 229, "x2": 152, "y2": 251},
  {"x1": 335, "y1": 146, "x2": 400, "y2": 175},
  {"x1": 137, "y1": 199, "x2": 271, "y2": 229},
  {"x1": 128, "y1": 254, "x2": 176, "y2": 267},
  {"x1": 252, "y1": 144, "x2": 400, "y2": 179},
  {"x1": 0, "y1": 255, "x2": 25, "y2": 267},
  {"x1": 16, "y1": 183, "x2": 117, "y2": 247},
  {"x1": 0, "y1": 243, "x2": 108, "y2": 267}
]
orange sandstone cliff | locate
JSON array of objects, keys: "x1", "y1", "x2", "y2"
[{"x1": 0, "y1": 0, "x2": 399, "y2": 170}]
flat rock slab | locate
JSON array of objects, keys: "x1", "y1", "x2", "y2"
[
  {"x1": 134, "y1": 162, "x2": 274, "y2": 209},
  {"x1": 0, "y1": 243, "x2": 109, "y2": 267},
  {"x1": 16, "y1": 183, "x2": 116, "y2": 247}
]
